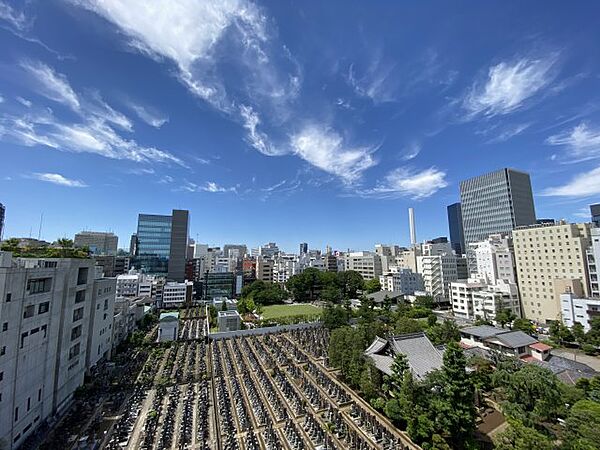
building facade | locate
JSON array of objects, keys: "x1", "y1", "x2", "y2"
[
  {"x1": 460, "y1": 168, "x2": 536, "y2": 252},
  {"x1": 417, "y1": 254, "x2": 458, "y2": 301},
  {"x1": 379, "y1": 269, "x2": 424, "y2": 295},
  {"x1": 561, "y1": 290, "x2": 600, "y2": 332},
  {"x1": 344, "y1": 252, "x2": 383, "y2": 280},
  {"x1": 74, "y1": 231, "x2": 118, "y2": 255},
  {"x1": 0, "y1": 252, "x2": 113, "y2": 449},
  {"x1": 447, "y1": 202, "x2": 465, "y2": 255},
  {"x1": 472, "y1": 234, "x2": 516, "y2": 284},
  {"x1": 451, "y1": 278, "x2": 520, "y2": 323},
  {"x1": 0, "y1": 202, "x2": 5, "y2": 240},
  {"x1": 513, "y1": 221, "x2": 592, "y2": 323},
  {"x1": 133, "y1": 210, "x2": 189, "y2": 281}
]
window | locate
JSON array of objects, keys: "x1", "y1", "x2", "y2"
[
  {"x1": 70, "y1": 325, "x2": 82, "y2": 341},
  {"x1": 2, "y1": 322, "x2": 7, "y2": 332},
  {"x1": 5, "y1": 293, "x2": 11, "y2": 302},
  {"x1": 21, "y1": 332, "x2": 28, "y2": 348},
  {"x1": 0, "y1": 346, "x2": 5, "y2": 356},
  {"x1": 68, "y1": 343, "x2": 80, "y2": 360},
  {"x1": 27, "y1": 278, "x2": 51, "y2": 294},
  {"x1": 41, "y1": 325, "x2": 47, "y2": 338},
  {"x1": 77, "y1": 267, "x2": 89, "y2": 285},
  {"x1": 14, "y1": 406, "x2": 18, "y2": 422},
  {"x1": 75, "y1": 290, "x2": 86, "y2": 304},
  {"x1": 38, "y1": 388, "x2": 41, "y2": 401},
  {"x1": 0, "y1": 371, "x2": 3, "y2": 381},
  {"x1": 38, "y1": 302, "x2": 50, "y2": 314},
  {"x1": 23, "y1": 306, "x2": 35, "y2": 319},
  {"x1": 104, "y1": 299, "x2": 108, "y2": 310},
  {"x1": 72, "y1": 307, "x2": 84, "y2": 322}
]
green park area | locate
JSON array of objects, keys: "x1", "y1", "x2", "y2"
[{"x1": 261, "y1": 303, "x2": 323, "y2": 320}]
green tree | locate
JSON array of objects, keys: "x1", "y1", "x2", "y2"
[
  {"x1": 436, "y1": 341, "x2": 476, "y2": 447},
  {"x1": 427, "y1": 313, "x2": 438, "y2": 328},
  {"x1": 512, "y1": 318, "x2": 534, "y2": 334},
  {"x1": 414, "y1": 295, "x2": 435, "y2": 309},
  {"x1": 563, "y1": 400, "x2": 600, "y2": 449},
  {"x1": 493, "y1": 364, "x2": 562, "y2": 428},
  {"x1": 426, "y1": 319, "x2": 460, "y2": 346},
  {"x1": 493, "y1": 420, "x2": 554, "y2": 450},
  {"x1": 323, "y1": 303, "x2": 350, "y2": 329},
  {"x1": 585, "y1": 317, "x2": 600, "y2": 345},
  {"x1": 550, "y1": 321, "x2": 574, "y2": 346},
  {"x1": 394, "y1": 316, "x2": 424, "y2": 334},
  {"x1": 0, "y1": 238, "x2": 19, "y2": 252},
  {"x1": 365, "y1": 278, "x2": 381, "y2": 294},
  {"x1": 496, "y1": 308, "x2": 517, "y2": 328},
  {"x1": 320, "y1": 284, "x2": 343, "y2": 304},
  {"x1": 337, "y1": 270, "x2": 365, "y2": 299},
  {"x1": 572, "y1": 322, "x2": 586, "y2": 346}
]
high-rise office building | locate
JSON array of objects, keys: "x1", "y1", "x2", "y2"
[
  {"x1": 0, "y1": 202, "x2": 5, "y2": 240},
  {"x1": 460, "y1": 168, "x2": 536, "y2": 246},
  {"x1": 74, "y1": 231, "x2": 118, "y2": 255},
  {"x1": 591, "y1": 204, "x2": 600, "y2": 227},
  {"x1": 129, "y1": 233, "x2": 138, "y2": 256},
  {"x1": 447, "y1": 203, "x2": 465, "y2": 255},
  {"x1": 299, "y1": 243, "x2": 308, "y2": 255},
  {"x1": 133, "y1": 210, "x2": 189, "y2": 281}
]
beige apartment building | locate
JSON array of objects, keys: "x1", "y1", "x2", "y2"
[{"x1": 513, "y1": 221, "x2": 591, "y2": 323}]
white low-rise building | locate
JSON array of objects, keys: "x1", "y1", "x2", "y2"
[
  {"x1": 344, "y1": 252, "x2": 382, "y2": 280},
  {"x1": 417, "y1": 254, "x2": 458, "y2": 302},
  {"x1": 451, "y1": 278, "x2": 520, "y2": 323},
  {"x1": 217, "y1": 310, "x2": 241, "y2": 332},
  {"x1": 158, "y1": 312, "x2": 179, "y2": 342},
  {"x1": 561, "y1": 291, "x2": 600, "y2": 332},
  {"x1": 379, "y1": 269, "x2": 424, "y2": 295},
  {"x1": 161, "y1": 281, "x2": 193, "y2": 308}
]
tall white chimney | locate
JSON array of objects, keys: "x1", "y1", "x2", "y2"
[{"x1": 408, "y1": 207, "x2": 416, "y2": 246}]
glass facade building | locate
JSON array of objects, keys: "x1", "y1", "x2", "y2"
[
  {"x1": 134, "y1": 214, "x2": 172, "y2": 276},
  {"x1": 447, "y1": 202, "x2": 465, "y2": 255},
  {"x1": 591, "y1": 204, "x2": 600, "y2": 227}
]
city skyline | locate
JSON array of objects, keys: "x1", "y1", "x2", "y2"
[{"x1": 2, "y1": 1, "x2": 600, "y2": 250}]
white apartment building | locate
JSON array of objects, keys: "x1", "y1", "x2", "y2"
[
  {"x1": 417, "y1": 254, "x2": 458, "y2": 301},
  {"x1": 344, "y1": 252, "x2": 383, "y2": 280},
  {"x1": 161, "y1": 281, "x2": 193, "y2": 308},
  {"x1": 0, "y1": 252, "x2": 114, "y2": 449},
  {"x1": 379, "y1": 269, "x2": 424, "y2": 295},
  {"x1": 586, "y1": 227, "x2": 600, "y2": 297},
  {"x1": 87, "y1": 274, "x2": 116, "y2": 369},
  {"x1": 273, "y1": 256, "x2": 298, "y2": 284},
  {"x1": 561, "y1": 290, "x2": 600, "y2": 332},
  {"x1": 472, "y1": 234, "x2": 516, "y2": 284},
  {"x1": 513, "y1": 221, "x2": 591, "y2": 323},
  {"x1": 451, "y1": 278, "x2": 520, "y2": 323}
]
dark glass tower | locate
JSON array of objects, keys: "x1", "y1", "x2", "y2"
[
  {"x1": 0, "y1": 203, "x2": 4, "y2": 240},
  {"x1": 132, "y1": 210, "x2": 189, "y2": 281},
  {"x1": 447, "y1": 202, "x2": 465, "y2": 255},
  {"x1": 591, "y1": 204, "x2": 600, "y2": 227}
]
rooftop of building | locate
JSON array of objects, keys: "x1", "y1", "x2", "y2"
[
  {"x1": 366, "y1": 290, "x2": 404, "y2": 303},
  {"x1": 159, "y1": 311, "x2": 179, "y2": 322},
  {"x1": 365, "y1": 332, "x2": 443, "y2": 380}
]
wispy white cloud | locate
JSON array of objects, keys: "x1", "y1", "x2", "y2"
[
  {"x1": 127, "y1": 167, "x2": 155, "y2": 175},
  {"x1": 358, "y1": 167, "x2": 448, "y2": 199},
  {"x1": 1, "y1": 61, "x2": 183, "y2": 166},
  {"x1": 159, "y1": 175, "x2": 174, "y2": 184},
  {"x1": 15, "y1": 96, "x2": 32, "y2": 107},
  {"x1": 21, "y1": 60, "x2": 81, "y2": 110},
  {"x1": 239, "y1": 104, "x2": 282, "y2": 156},
  {"x1": 464, "y1": 56, "x2": 558, "y2": 118},
  {"x1": 290, "y1": 125, "x2": 377, "y2": 184},
  {"x1": 0, "y1": 1, "x2": 27, "y2": 30},
  {"x1": 181, "y1": 180, "x2": 237, "y2": 193},
  {"x1": 486, "y1": 123, "x2": 531, "y2": 143},
  {"x1": 2, "y1": 114, "x2": 183, "y2": 165},
  {"x1": 542, "y1": 166, "x2": 600, "y2": 197},
  {"x1": 30, "y1": 172, "x2": 87, "y2": 187},
  {"x1": 546, "y1": 122, "x2": 600, "y2": 162},
  {"x1": 347, "y1": 59, "x2": 397, "y2": 104},
  {"x1": 128, "y1": 102, "x2": 168, "y2": 128},
  {"x1": 401, "y1": 142, "x2": 421, "y2": 161}
]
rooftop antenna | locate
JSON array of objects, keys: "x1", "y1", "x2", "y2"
[{"x1": 38, "y1": 212, "x2": 44, "y2": 240}]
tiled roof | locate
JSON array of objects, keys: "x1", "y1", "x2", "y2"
[
  {"x1": 366, "y1": 291, "x2": 404, "y2": 303},
  {"x1": 460, "y1": 325, "x2": 504, "y2": 339},
  {"x1": 529, "y1": 342, "x2": 552, "y2": 352},
  {"x1": 365, "y1": 332, "x2": 443, "y2": 380},
  {"x1": 491, "y1": 331, "x2": 537, "y2": 349}
]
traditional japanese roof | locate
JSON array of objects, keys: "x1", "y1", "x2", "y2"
[
  {"x1": 366, "y1": 290, "x2": 404, "y2": 304},
  {"x1": 460, "y1": 325, "x2": 504, "y2": 339},
  {"x1": 488, "y1": 331, "x2": 537, "y2": 349},
  {"x1": 364, "y1": 332, "x2": 443, "y2": 380}
]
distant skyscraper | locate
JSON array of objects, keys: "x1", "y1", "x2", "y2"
[
  {"x1": 591, "y1": 204, "x2": 600, "y2": 227},
  {"x1": 167, "y1": 209, "x2": 190, "y2": 282},
  {"x1": 460, "y1": 168, "x2": 536, "y2": 246},
  {"x1": 300, "y1": 242, "x2": 308, "y2": 254},
  {"x1": 129, "y1": 233, "x2": 138, "y2": 256},
  {"x1": 74, "y1": 231, "x2": 118, "y2": 255},
  {"x1": 133, "y1": 209, "x2": 189, "y2": 281},
  {"x1": 447, "y1": 203, "x2": 465, "y2": 255},
  {"x1": 0, "y1": 202, "x2": 4, "y2": 240}
]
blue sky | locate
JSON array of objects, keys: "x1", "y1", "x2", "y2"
[{"x1": 1, "y1": 1, "x2": 600, "y2": 252}]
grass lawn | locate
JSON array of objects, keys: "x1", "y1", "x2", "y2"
[{"x1": 261, "y1": 303, "x2": 323, "y2": 320}]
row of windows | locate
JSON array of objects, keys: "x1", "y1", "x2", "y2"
[{"x1": 23, "y1": 302, "x2": 50, "y2": 319}]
